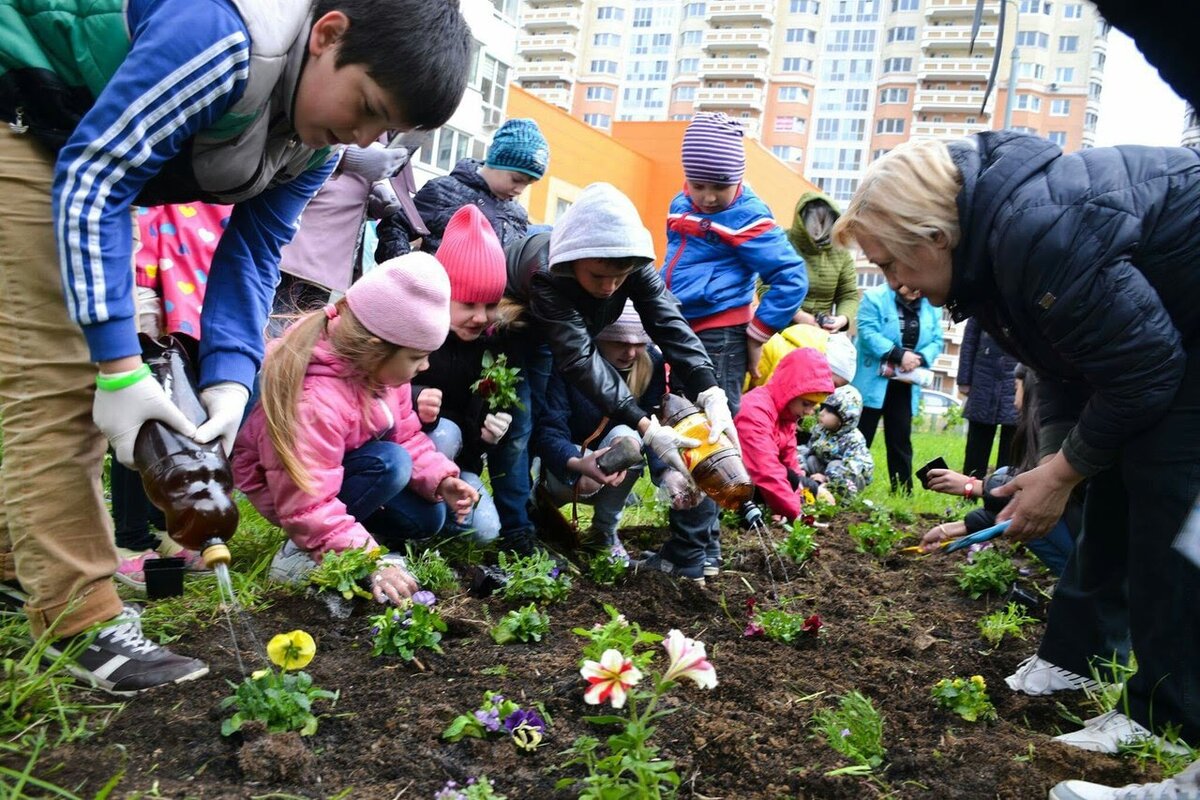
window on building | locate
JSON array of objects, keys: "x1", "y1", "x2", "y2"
[
  {"x1": 596, "y1": 6, "x2": 624, "y2": 20},
  {"x1": 585, "y1": 86, "x2": 615, "y2": 101},
  {"x1": 680, "y1": 30, "x2": 703, "y2": 46},
  {"x1": 673, "y1": 85, "x2": 696, "y2": 101},
  {"x1": 787, "y1": 28, "x2": 817, "y2": 44},
  {"x1": 827, "y1": 31, "x2": 850, "y2": 52},
  {"x1": 684, "y1": 2, "x2": 706, "y2": 17},
  {"x1": 853, "y1": 30, "x2": 877, "y2": 51},
  {"x1": 1050, "y1": 98, "x2": 1071, "y2": 115},
  {"x1": 1058, "y1": 35, "x2": 1079, "y2": 53},
  {"x1": 1088, "y1": 81, "x2": 1102, "y2": 100},
  {"x1": 789, "y1": 0, "x2": 820, "y2": 11},
  {"x1": 872, "y1": 147, "x2": 890, "y2": 160},
  {"x1": 891, "y1": 0, "x2": 918, "y2": 10},
  {"x1": 479, "y1": 54, "x2": 509, "y2": 116},
  {"x1": 832, "y1": 177, "x2": 859, "y2": 200},
  {"x1": 1084, "y1": 111, "x2": 1098, "y2": 130},
  {"x1": 1092, "y1": 52, "x2": 1106, "y2": 70},
  {"x1": 810, "y1": 146, "x2": 836, "y2": 169},
  {"x1": 632, "y1": 7, "x2": 653, "y2": 27},
  {"x1": 593, "y1": 33, "x2": 621, "y2": 47},
  {"x1": 490, "y1": 0, "x2": 518, "y2": 21},
  {"x1": 837, "y1": 148, "x2": 862, "y2": 170},
  {"x1": 677, "y1": 58, "x2": 700, "y2": 74},
  {"x1": 1016, "y1": 31, "x2": 1049, "y2": 48},
  {"x1": 1014, "y1": 93, "x2": 1041, "y2": 111},
  {"x1": 1063, "y1": 3, "x2": 1083, "y2": 18},
  {"x1": 1018, "y1": 0, "x2": 1051, "y2": 12},
  {"x1": 879, "y1": 87, "x2": 908, "y2": 104},
  {"x1": 887, "y1": 26, "x2": 916, "y2": 43},
  {"x1": 771, "y1": 145, "x2": 803, "y2": 161},
  {"x1": 589, "y1": 60, "x2": 618, "y2": 75},
  {"x1": 815, "y1": 119, "x2": 839, "y2": 140},
  {"x1": 670, "y1": 113, "x2": 693, "y2": 120},
  {"x1": 1054, "y1": 66, "x2": 1076, "y2": 84},
  {"x1": 1018, "y1": 62, "x2": 1046, "y2": 80},
  {"x1": 875, "y1": 117, "x2": 905, "y2": 134},
  {"x1": 782, "y1": 57, "x2": 814, "y2": 73},
  {"x1": 1048, "y1": 131, "x2": 1067, "y2": 146},
  {"x1": 583, "y1": 113, "x2": 612, "y2": 128},
  {"x1": 882, "y1": 57, "x2": 913, "y2": 73},
  {"x1": 777, "y1": 86, "x2": 810, "y2": 102}
]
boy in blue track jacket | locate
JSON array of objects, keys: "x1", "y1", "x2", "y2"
[
  {"x1": 662, "y1": 112, "x2": 809, "y2": 408},
  {"x1": 0, "y1": 0, "x2": 471, "y2": 694}
]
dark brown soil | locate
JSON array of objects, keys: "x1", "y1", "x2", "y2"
[{"x1": 20, "y1": 516, "x2": 1159, "y2": 799}]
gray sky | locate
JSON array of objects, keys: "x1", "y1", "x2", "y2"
[{"x1": 1093, "y1": 29, "x2": 1188, "y2": 147}]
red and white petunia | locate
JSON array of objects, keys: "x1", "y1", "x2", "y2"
[
  {"x1": 581, "y1": 649, "x2": 643, "y2": 708},
  {"x1": 661, "y1": 629, "x2": 718, "y2": 690}
]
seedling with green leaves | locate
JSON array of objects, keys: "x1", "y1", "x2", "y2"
[
  {"x1": 472, "y1": 351, "x2": 524, "y2": 411},
  {"x1": 778, "y1": 518, "x2": 819, "y2": 565},
  {"x1": 370, "y1": 598, "x2": 447, "y2": 660},
  {"x1": 978, "y1": 602, "x2": 1037, "y2": 646},
  {"x1": 955, "y1": 549, "x2": 1018, "y2": 599},
  {"x1": 403, "y1": 544, "x2": 459, "y2": 595},
  {"x1": 848, "y1": 511, "x2": 908, "y2": 558},
  {"x1": 308, "y1": 546, "x2": 384, "y2": 600},
  {"x1": 497, "y1": 549, "x2": 572, "y2": 605},
  {"x1": 491, "y1": 604, "x2": 551, "y2": 645},
  {"x1": 572, "y1": 604, "x2": 663, "y2": 671},
  {"x1": 811, "y1": 691, "x2": 886, "y2": 770},
  {"x1": 931, "y1": 675, "x2": 996, "y2": 722}
]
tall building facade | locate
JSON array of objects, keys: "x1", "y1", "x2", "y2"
[{"x1": 515, "y1": 0, "x2": 1106, "y2": 209}]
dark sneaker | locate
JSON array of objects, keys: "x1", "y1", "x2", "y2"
[
  {"x1": 634, "y1": 552, "x2": 705, "y2": 586},
  {"x1": 45, "y1": 607, "x2": 208, "y2": 696},
  {"x1": 500, "y1": 528, "x2": 544, "y2": 558}
]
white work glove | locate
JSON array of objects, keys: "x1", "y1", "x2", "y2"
[
  {"x1": 697, "y1": 386, "x2": 740, "y2": 450},
  {"x1": 370, "y1": 553, "x2": 419, "y2": 605},
  {"x1": 194, "y1": 382, "x2": 250, "y2": 456},
  {"x1": 641, "y1": 417, "x2": 700, "y2": 479},
  {"x1": 480, "y1": 411, "x2": 513, "y2": 445},
  {"x1": 94, "y1": 367, "x2": 198, "y2": 468},
  {"x1": 339, "y1": 142, "x2": 410, "y2": 181},
  {"x1": 661, "y1": 468, "x2": 704, "y2": 510}
]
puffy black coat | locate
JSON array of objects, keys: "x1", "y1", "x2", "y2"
[
  {"x1": 957, "y1": 318, "x2": 1018, "y2": 426},
  {"x1": 375, "y1": 158, "x2": 529, "y2": 259},
  {"x1": 946, "y1": 131, "x2": 1200, "y2": 477},
  {"x1": 1090, "y1": 1, "x2": 1200, "y2": 111},
  {"x1": 504, "y1": 233, "x2": 717, "y2": 429}
]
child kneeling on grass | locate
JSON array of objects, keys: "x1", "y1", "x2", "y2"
[
  {"x1": 232, "y1": 255, "x2": 478, "y2": 605},
  {"x1": 733, "y1": 348, "x2": 834, "y2": 521}
]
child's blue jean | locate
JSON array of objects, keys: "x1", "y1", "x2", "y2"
[
  {"x1": 339, "y1": 441, "x2": 446, "y2": 549},
  {"x1": 428, "y1": 419, "x2": 501, "y2": 544}
]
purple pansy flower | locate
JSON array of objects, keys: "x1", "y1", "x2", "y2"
[
  {"x1": 474, "y1": 708, "x2": 501, "y2": 732},
  {"x1": 503, "y1": 707, "x2": 546, "y2": 734},
  {"x1": 412, "y1": 590, "x2": 437, "y2": 607}
]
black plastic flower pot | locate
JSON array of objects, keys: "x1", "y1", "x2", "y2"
[{"x1": 144, "y1": 556, "x2": 186, "y2": 599}]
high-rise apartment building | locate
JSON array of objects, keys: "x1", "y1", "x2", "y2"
[{"x1": 515, "y1": 0, "x2": 1107, "y2": 209}]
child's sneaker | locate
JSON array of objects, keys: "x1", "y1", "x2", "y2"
[
  {"x1": 44, "y1": 606, "x2": 208, "y2": 696},
  {"x1": 269, "y1": 540, "x2": 318, "y2": 586},
  {"x1": 114, "y1": 550, "x2": 161, "y2": 593},
  {"x1": 703, "y1": 535, "x2": 721, "y2": 578},
  {"x1": 634, "y1": 552, "x2": 705, "y2": 586}
]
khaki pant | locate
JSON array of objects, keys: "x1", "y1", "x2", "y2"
[{"x1": 0, "y1": 126, "x2": 123, "y2": 638}]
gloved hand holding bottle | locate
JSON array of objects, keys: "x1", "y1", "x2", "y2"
[
  {"x1": 641, "y1": 416, "x2": 700, "y2": 478},
  {"x1": 195, "y1": 382, "x2": 250, "y2": 456},
  {"x1": 696, "y1": 386, "x2": 740, "y2": 450},
  {"x1": 94, "y1": 364, "x2": 198, "y2": 468}
]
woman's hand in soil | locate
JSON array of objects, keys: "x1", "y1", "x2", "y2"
[
  {"x1": 992, "y1": 453, "x2": 1083, "y2": 541},
  {"x1": 416, "y1": 388, "x2": 442, "y2": 425},
  {"x1": 926, "y1": 468, "x2": 971, "y2": 496},
  {"x1": 438, "y1": 476, "x2": 479, "y2": 523},
  {"x1": 370, "y1": 563, "x2": 419, "y2": 604},
  {"x1": 920, "y1": 520, "x2": 967, "y2": 552}
]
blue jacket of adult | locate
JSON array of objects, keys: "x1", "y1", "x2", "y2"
[
  {"x1": 957, "y1": 318, "x2": 1018, "y2": 426},
  {"x1": 852, "y1": 284, "x2": 944, "y2": 413},
  {"x1": 946, "y1": 131, "x2": 1200, "y2": 476}
]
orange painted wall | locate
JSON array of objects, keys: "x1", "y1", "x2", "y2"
[{"x1": 507, "y1": 85, "x2": 818, "y2": 263}]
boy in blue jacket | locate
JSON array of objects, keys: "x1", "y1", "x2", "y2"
[
  {"x1": 654, "y1": 112, "x2": 808, "y2": 578},
  {"x1": 662, "y1": 112, "x2": 809, "y2": 401},
  {"x1": 0, "y1": 0, "x2": 471, "y2": 694}
]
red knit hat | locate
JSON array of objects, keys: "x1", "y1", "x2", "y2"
[{"x1": 435, "y1": 205, "x2": 507, "y2": 304}]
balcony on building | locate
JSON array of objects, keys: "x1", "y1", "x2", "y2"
[
  {"x1": 924, "y1": 0, "x2": 998, "y2": 20},
  {"x1": 521, "y1": 6, "x2": 582, "y2": 32},
  {"x1": 699, "y1": 57, "x2": 769, "y2": 83},
  {"x1": 920, "y1": 24, "x2": 997, "y2": 51},
  {"x1": 517, "y1": 33, "x2": 579, "y2": 59},
  {"x1": 708, "y1": 0, "x2": 775, "y2": 25},
  {"x1": 515, "y1": 61, "x2": 578, "y2": 85},
  {"x1": 917, "y1": 56, "x2": 993, "y2": 81},
  {"x1": 701, "y1": 27, "x2": 773, "y2": 55},
  {"x1": 913, "y1": 88, "x2": 991, "y2": 114},
  {"x1": 695, "y1": 87, "x2": 766, "y2": 112},
  {"x1": 911, "y1": 120, "x2": 989, "y2": 138}
]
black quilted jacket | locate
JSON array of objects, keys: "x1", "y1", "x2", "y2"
[{"x1": 947, "y1": 131, "x2": 1200, "y2": 476}]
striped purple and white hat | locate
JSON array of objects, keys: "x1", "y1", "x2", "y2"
[{"x1": 681, "y1": 112, "x2": 746, "y2": 185}]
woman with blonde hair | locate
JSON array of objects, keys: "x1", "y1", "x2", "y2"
[
  {"x1": 833, "y1": 130, "x2": 1200, "y2": 768},
  {"x1": 232, "y1": 254, "x2": 478, "y2": 605}
]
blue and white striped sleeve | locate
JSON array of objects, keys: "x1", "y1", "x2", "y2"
[{"x1": 52, "y1": 0, "x2": 251, "y2": 364}]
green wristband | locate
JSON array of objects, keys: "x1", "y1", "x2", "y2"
[{"x1": 95, "y1": 364, "x2": 151, "y2": 392}]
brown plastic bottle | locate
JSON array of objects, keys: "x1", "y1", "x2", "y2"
[
  {"x1": 132, "y1": 334, "x2": 238, "y2": 568},
  {"x1": 660, "y1": 393, "x2": 754, "y2": 509}
]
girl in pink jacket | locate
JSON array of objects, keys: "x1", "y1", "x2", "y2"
[
  {"x1": 232, "y1": 254, "x2": 478, "y2": 604},
  {"x1": 733, "y1": 347, "x2": 834, "y2": 521}
]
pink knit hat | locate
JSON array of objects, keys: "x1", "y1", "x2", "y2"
[
  {"x1": 436, "y1": 205, "x2": 508, "y2": 304},
  {"x1": 344, "y1": 253, "x2": 450, "y2": 351}
]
